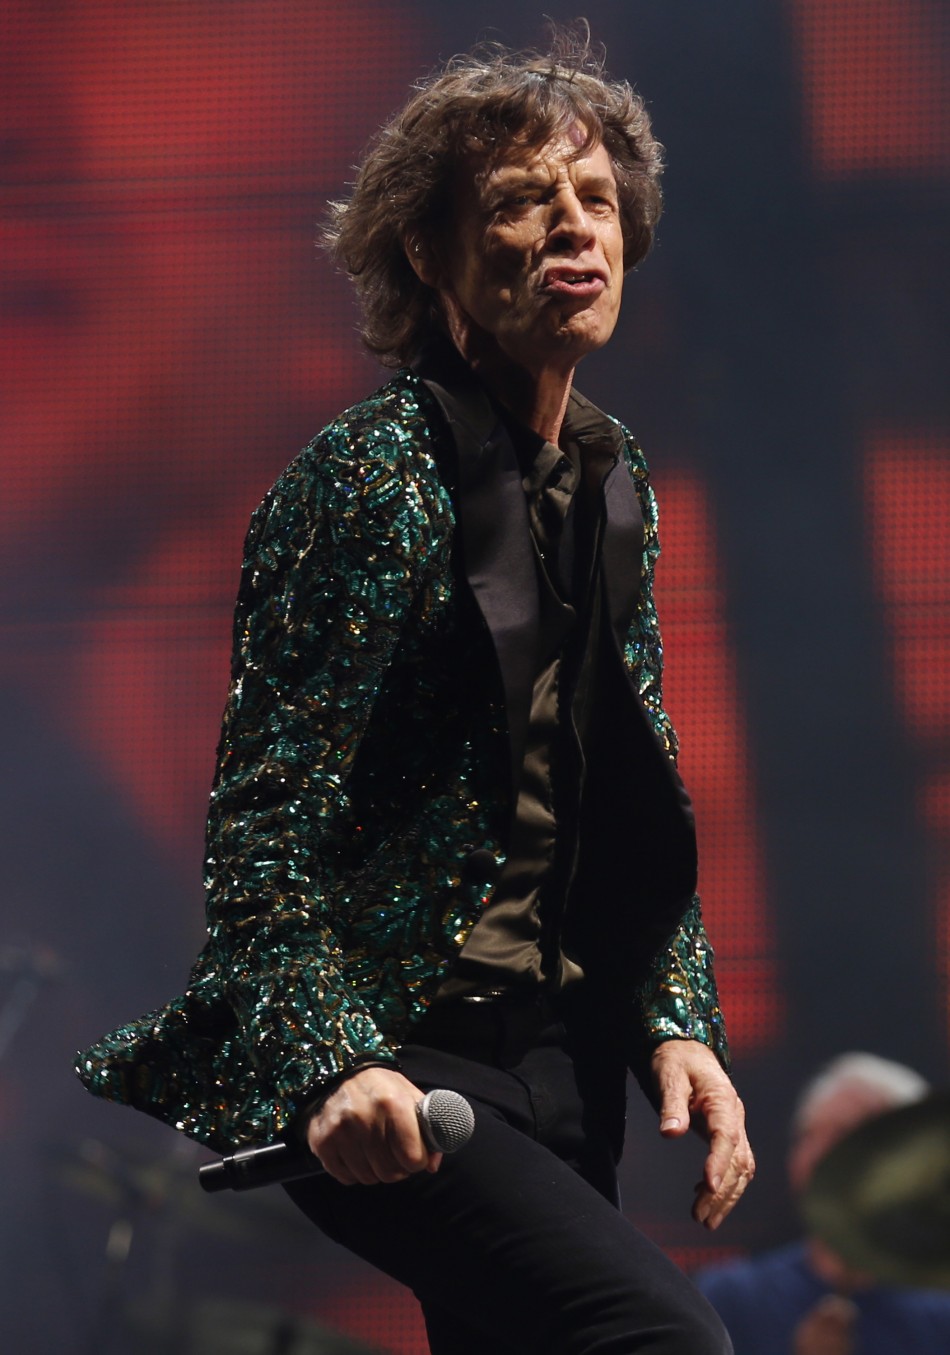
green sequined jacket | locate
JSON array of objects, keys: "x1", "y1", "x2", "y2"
[{"x1": 77, "y1": 352, "x2": 728, "y2": 1152}]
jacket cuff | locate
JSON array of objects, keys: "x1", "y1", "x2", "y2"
[
  {"x1": 292, "y1": 1052, "x2": 403, "y2": 1137},
  {"x1": 628, "y1": 896, "x2": 731, "y2": 1091}
]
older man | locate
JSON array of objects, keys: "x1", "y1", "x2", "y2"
[
  {"x1": 696, "y1": 1054, "x2": 950, "y2": 1355},
  {"x1": 78, "y1": 34, "x2": 752, "y2": 1354}
]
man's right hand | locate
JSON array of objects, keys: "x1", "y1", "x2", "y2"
[
  {"x1": 793, "y1": 1294, "x2": 858, "y2": 1355},
  {"x1": 305, "y1": 1067, "x2": 443, "y2": 1185}
]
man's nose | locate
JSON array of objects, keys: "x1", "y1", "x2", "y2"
[{"x1": 547, "y1": 190, "x2": 596, "y2": 250}]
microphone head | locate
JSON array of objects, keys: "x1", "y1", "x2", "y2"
[{"x1": 418, "y1": 1089, "x2": 475, "y2": 1154}]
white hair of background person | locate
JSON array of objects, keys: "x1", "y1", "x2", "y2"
[{"x1": 792, "y1": 1052, "x2": 930, "y2": 1138}]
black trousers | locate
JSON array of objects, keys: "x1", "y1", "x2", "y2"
[{"x1": 285, "y1": 998, "x2": 732, "y2": 1355}]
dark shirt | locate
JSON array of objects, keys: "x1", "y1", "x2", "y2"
[{"x1": 437, "y1": 390, "x2": 623, "y2": 999}]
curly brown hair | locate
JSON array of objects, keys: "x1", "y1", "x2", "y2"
[{"x1": 323, "y1": 28, "x2": 664, "y2": 367}]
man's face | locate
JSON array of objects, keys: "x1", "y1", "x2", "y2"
[{"x1": 442, "y1": 132, "x2": 625, "y2": 374}]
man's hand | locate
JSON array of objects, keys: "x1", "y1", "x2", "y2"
[
  {"x1": 305, "y1": 1067, "x2": 443, "y2": 1186},
  {"x1": 650, "y1": 1039, "x2": 754, "y2": 1230},
  {"x1": 793, "y1": 1295, "x2": 858, "y2": 1355}
]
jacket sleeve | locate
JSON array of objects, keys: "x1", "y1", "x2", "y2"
[
  {"x1": 202, "y1": 422, "x2": 436, "y2": 1121},
  {"x1": 620, "y1": 435, "x2": 731, "y2": 1072}
]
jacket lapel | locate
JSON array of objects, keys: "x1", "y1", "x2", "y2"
[
  {"x1": 560, "y1": 387, "x2": 644, "y2": 649},
  {"x1": 412, "y1": 350, "x2": 649, "y2": 804},
  {"x1": 412, "y1": 346, "x2": 538, "y2": 801},
  {"x1": 600, "y1": 453, "x2": 645, "y2": 650}
]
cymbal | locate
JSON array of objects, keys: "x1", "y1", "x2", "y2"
[{"x1": 802, "y1": 1090, "x2": 950, "y2": 1289}]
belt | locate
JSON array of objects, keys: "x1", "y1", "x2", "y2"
[{"x1": 408, "y1": 988, "x2": 564, "y2": 1068}]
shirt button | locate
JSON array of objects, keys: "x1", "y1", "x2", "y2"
[{"x1": 463, "y1": 848, "x2": 499, "y2": 886}]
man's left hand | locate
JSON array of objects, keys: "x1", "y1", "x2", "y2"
[{"x1": 650, "y1": 1039, "x2": 754, "y2": 1230}]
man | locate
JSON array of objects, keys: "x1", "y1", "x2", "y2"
[
  {"x1": 696, "y1": 1053, "x2": 950, "y2": 1355},
  {"x1": 78, "y1": 35, "x2": 753, "y2": 1353}
]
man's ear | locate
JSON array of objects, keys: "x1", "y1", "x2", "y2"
[{"x1": 404, "y1": 235, "x2": 441, "y2": 288}]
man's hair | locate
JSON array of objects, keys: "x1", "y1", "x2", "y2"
[
  {"x1": 792, "y1": 1052, "x2": 930, "y2": 1136},
  {"x1": 322, "y1": 27, "x2": 664, "y2": 367}
]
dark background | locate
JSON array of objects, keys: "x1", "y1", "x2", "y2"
[{"x1": 1, "y1": 1, "x2": 947, "y2": 1350}]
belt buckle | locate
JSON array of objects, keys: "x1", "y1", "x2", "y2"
[{"x1": 460, "y1": 988, "x2": 509, "y2": 1005}]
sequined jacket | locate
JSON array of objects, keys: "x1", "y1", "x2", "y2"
[{"x1": 77, "y1": 348, "x2": 728, "y2": 1152}]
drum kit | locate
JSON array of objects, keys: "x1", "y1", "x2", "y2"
[
  {"x1": 52, "y1": 1135, "x2": 382, "y2": 1355},
  {"x1": 0, "y1": 943, "x2": 381, "y2": 1352}
]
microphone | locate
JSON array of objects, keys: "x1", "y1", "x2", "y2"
[{"x1": 198, "y1": 1088, "x2": 475, "y2": 1193}]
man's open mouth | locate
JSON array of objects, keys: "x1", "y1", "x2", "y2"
[{"x1": 540, "y1": 268, "x2": 607, "y2": 297}]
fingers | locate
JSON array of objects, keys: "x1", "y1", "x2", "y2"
[
  {"x1": 653, "y1": 1058, "x2": 692, "y2": 1139},
  {"x1": 692, "y1": 1146, "x2": 755, "y2": 1230},
  {"x1": 793, "y1": 1295, "x2": 858, "y2": 1355},
  {"x1": 317, "y1": 1138, "x2": 385, "y2": 1188},
  {"x1": 692, "y1": 1090, "x2": 755, "y2": 1231},
  {"x1": 306, "y1": 1067, "x2": 440, "y2": 1186},
  {"x1": 650, "y1": 1039, "x2": 755, "y2": 1230},
  {"x1": 385, "y1": 1098, "x2": 432, "y2": 1175}
]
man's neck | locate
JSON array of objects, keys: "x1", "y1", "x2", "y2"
[
  {"x1": 440, "y1": 304, "x2": 575, "y2": 443},
  {"x1": 469, "y1": 352, "x2": 574, "y2": 444}
]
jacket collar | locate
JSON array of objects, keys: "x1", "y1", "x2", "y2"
[
  {"x1": 411, "y1": 341, "x2": 645, "y2": 796},
  {"x1": 563, "y1": 387, "x2": 643, "y2": 653},
  {"x1": 412, "y1": 341, "x2": 538, "y2": 801}
]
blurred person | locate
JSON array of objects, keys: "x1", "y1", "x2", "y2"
[
  {"x1": 695, "y1": 1053, "x2": 950, "y2": 1355},
  {"x1": 79, "y1": 31, "x2": 753, "y2": 1355}
]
